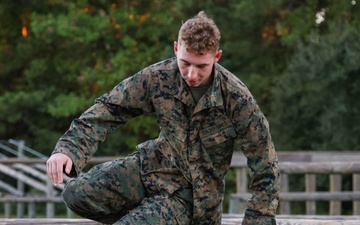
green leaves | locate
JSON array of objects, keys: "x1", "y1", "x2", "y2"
[
  {"x1": 0, "y1": 0, "x2": 177, "y2": 154},
  {"x1": 271, "y1": 23, "x2": 360, "y2": 150},
  {"x1": 47, "y1": 93, "x2": 92, "y2": 118},
  {"x1": 1, "y1": 0, "x2": 360, "y2": 154}
]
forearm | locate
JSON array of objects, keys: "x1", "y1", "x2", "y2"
[
  {"x1": 52, "y1": 70, "x2": 152, "y2": 174},
  {"x1": 247, "y1": 141, "x2": 279, "y2": 209},
  {"x1": 244, "y1": 154, "x2": 279, "y2": 223},
  {"x1": 52, "y1": 101, "x2": 124, "y2": 174},
  {"x1": 233, "y1": 100, "x2": 280, "y2": 222}
]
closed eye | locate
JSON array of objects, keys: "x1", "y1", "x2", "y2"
[{"x1": 197, "y1": 65, "x2": 207, "y2": 69}]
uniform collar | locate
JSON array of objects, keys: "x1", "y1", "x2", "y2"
[
  {"x1": 194, "y1": 64, "x2": 224, "y2": 114},
  {"x1": 174, "y1": 70, "x2": 196, "y2": 108},
  {"x1": 173, "y1": 63, "x2": 224, "y2": 114}
]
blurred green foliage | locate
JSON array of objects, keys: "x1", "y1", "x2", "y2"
[{"x1": 1, "y1": 0, "x2": 360, "y2": 214}]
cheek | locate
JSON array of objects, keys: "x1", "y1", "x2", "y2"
[
  {"x1": 179, "y1": 65, "x2": 188, "y2": 77},
  {"x1": 201, "y1": 67, "x2": 212, "y2": 77}
]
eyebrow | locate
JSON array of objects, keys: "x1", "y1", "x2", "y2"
[{"x1": 180, "y1": 59, "x2": 210, "y2": 67}]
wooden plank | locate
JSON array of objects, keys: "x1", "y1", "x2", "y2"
[
  {"x1": 309, "y1": 151, "x2": 360, "y2": 162},
  {"x1": 306, "y1": 174, "x2": 317, "y2": 214},
  {"x1": 4, "y1": 203, "x2": 11, "y2": 218},
  {"x1": 0, "y1": 216, "x2": 360, "y2": 225},
  {"x1": 230, "y1": 151, "x2": 360, "y2": 167},
  {"x1": 0, "y1": 156, "x2": 121, "y2": 165},
  {"x1": 0, "y1": 180, "x2": 23, "y2": 196},
  {"x1": 229, "y1": 167, "x2": 248, "y2": 214},
  {"x1": 1, "y1": 151, "x2": 360, "y2": 165},
  {"x1": 0, "y1": 219, "x2": 101, "y2": 225},
  {"x1": 28, "y1": 202, "x2": 36, "y2": 218},
  {"x1": 231, "y1": 191, "x2": 360, "y2": 201},
  {"x1": 330, "y1": 174, "x2": 342, "y2": 215},
  {"x1": 279, "y1": 162, "x2": 360, "y2": 174},
  {"x1": 353, "y1": 174, "x2": 360, "y2": 215},
  {"x1": 12, "y1": 163, "x2": 48, "y2": 181},
  {"x1": 0, "y1": 164, "x2": 47, "y2": 192},
  {"x1": 280, "y1": 173, "x2": 290, "y2": 214},
  {"x1": 0, "y1": 196, "x2": 63, "y2": 203}
]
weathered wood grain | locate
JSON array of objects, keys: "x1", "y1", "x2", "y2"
[{"x1": 0, "y1": 215, "x2": 360, "y2": 225}]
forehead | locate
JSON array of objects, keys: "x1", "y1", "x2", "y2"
[{"x1": 177, "y1": 42, "x2": 215, "y2": 64}]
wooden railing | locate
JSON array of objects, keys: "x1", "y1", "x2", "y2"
[
  {"x1": 229, "y1": 151, "x2": 360, "y2": 215},
  {"x1": 2, "y1": 151, "x2": 360, "y2": 218},
  {"x1": 0, "y1": 157, "x2": 117, "y2": 218}
]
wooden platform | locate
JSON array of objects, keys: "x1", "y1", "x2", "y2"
[
  {"x1": 0, "y1": 215, "x2": 360, "y2": 225},
  {"x1": 0, "y1": 219, "x2": 100, "y2": 225}
]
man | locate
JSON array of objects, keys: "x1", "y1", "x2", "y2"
[{"x1": 47, "y1": 11, "x2": 280, "y2": 225}]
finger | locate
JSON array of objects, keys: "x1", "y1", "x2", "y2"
[
  {"x1": 46, "y1": 160, "x2": 53, "y2": 183},
  {"x1": 49, "y1": 160, "x2": 58, "y2": 186},
  {"x1": 56, "y1": 159, "x2": 64, "y2": 185},
  {"x1": 64, "y1": 158, "x2": 73, "y2": 175},
  {"x1": 51, "y1": 160, "x2": 59, "y2": 185}
]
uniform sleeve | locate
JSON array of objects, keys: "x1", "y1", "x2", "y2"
[
  {"x1": 231, "y1": 94, "x2": 280, "y2": 224},
  {"x1": 52, "y1": 69, "x2": 154, "y2": 175}
]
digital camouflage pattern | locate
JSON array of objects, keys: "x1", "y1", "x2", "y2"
[
  {"x1": 62, "y1": 151, "x2": 193, "y2": 225},
  {"x1": 53, "y1": 57, "x2": 280, "y2": 224}
]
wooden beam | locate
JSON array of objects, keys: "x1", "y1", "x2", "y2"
[
  {"x1": 0, "y1": 196, "x2": 63, "y2": 203},
  {"x1": 279, "y1": 162, "x2": 360, "y2": 174},
  {"x1": 0, "y1": 181, "x2": 23, "y2": 196},
  {"x1": 0, "y1": 164, "x2": 47, "y2": 192},
  {"x1": 0, "y1": 219, "x2": 101, "y2": 224},
  {"x1": 0, "y1": 216, "x2": 360, "y2": 225},
  {"x1": 0, "y1": 156, "x2": 121, "y2": 165},
  {"x1": 12, "y1": 164, "x2": 48, "y2": 181},
  {"x1": 330, "y1": 174, "x2": 342, "y2": 215},
  {"x1": 353, "y1": 174, "x2": 360, "y2": 215},
  {"x1": 305, "y1": 174, "x2": 317, "y2": 214},
  {"x1": 231, "y1": 191, "x2": 360, "y2": 201}
]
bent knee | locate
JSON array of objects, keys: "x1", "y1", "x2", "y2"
[{"x1": 61, "y1": 179, "x2": 81, "y2": 208}]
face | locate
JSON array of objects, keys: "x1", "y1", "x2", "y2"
[{"x1": 174, "y1": 41, "x2": 222, "y2": 87}]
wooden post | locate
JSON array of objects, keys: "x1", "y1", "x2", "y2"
[
  {"x1": 28, "y1": 202, "x2": 36, "y2": 218},
  {"x1": 237, "y1": 167, "x2": 248, "y2": 193},
  {"x1": 330, "y1": 174, "x2": 342, "y2": 215},
  {"x1": 230, "y1": 167, "x2": 248, "y2": 214},
  {"x1": 280, "y1": 173, "x2": 290, "y2": 214},
  {"x1": 4, "y1": 202, "x2": 11, "y2": 218},
  {"x1": 353, "y1": 174, "x2": 360, "y2": 215},
  {"x1": 305, "y1": 174, "x2": 316, "y2": 215},
  {"x1": 237, "y1": 167, "x2": 248, "y2": 214},
  {"x1": 67, "y1": 207, "x2": 74, "y2": 218},
  {"x1": 46, "y1": 179, "x2": 55, "y2": 218},
  {"x1": 17, "y1": 140, "x2": 25, "y2": 218}
]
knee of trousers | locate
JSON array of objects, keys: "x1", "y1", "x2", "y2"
[{"x1": 61, "y1": 179, "x2": 83, "y2": 211}]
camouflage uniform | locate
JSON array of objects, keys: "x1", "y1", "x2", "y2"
[{"x1": 53, "y1": 57, "x2": 280, "y2": 224}]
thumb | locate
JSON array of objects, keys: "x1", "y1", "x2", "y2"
[{"x1": 64, "y1": 158, "x2": 73, "y2": 175}]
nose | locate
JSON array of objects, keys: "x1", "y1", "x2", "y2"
[{"x1": 188, "y1": 66, "x2": 197, "y2": 80}]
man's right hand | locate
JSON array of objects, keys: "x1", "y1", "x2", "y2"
[{"x1": 46, "y1": 153, "x2": 73, "y2": 186}]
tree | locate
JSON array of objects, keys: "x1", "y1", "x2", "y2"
[
  {"x1": 1, "y1": 0, "x2": 359, "y2": 154},
  {"x1": 271, "y1": 22, "x2": 360, "y2": 150},
  {"x1": 0, "y1": 0, "x2": 177, "y2": 155}
]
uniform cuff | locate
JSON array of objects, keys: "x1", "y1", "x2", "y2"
[{"x1": 242, "y1": 209, "x2": 276, "y2": 225}]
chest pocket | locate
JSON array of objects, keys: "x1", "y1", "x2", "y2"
[
  {"x1": 199, "y1": 118, "x2": 236, "y2": 168},
  {"x1": 157, "y1": 114, "x2": 187, "y2": 143},
  {"x1": 199, "y1": 119, "x2": 236, "y2": 148}
]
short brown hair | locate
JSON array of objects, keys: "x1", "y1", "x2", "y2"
[{"x1": 178, "y1": 11, "x2": 221, "y2": 55}]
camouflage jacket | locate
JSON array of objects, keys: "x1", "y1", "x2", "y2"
[{"x1": 53, "y1": 57, "x2": 280, "y2": 224}]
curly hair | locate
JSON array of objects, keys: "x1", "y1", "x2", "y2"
[{"x1": 178, "y1": 11, "x2": 221, "y2": 55}]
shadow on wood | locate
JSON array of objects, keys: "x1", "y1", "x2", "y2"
[{"x1": 0, "y1": 215, "x2": 360, "y2": 225}]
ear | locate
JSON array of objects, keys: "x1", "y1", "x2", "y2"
[
  {"x1": 214, "y1": 50, "x2": 222, "y2": 63},
  {"x1": 174, "y1": 41, "x2": 178, "y2": 56}
]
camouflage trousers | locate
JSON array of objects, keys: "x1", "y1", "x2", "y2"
[{"x1": 62, "y1": 151, "x2": 193, "y2": 225}]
